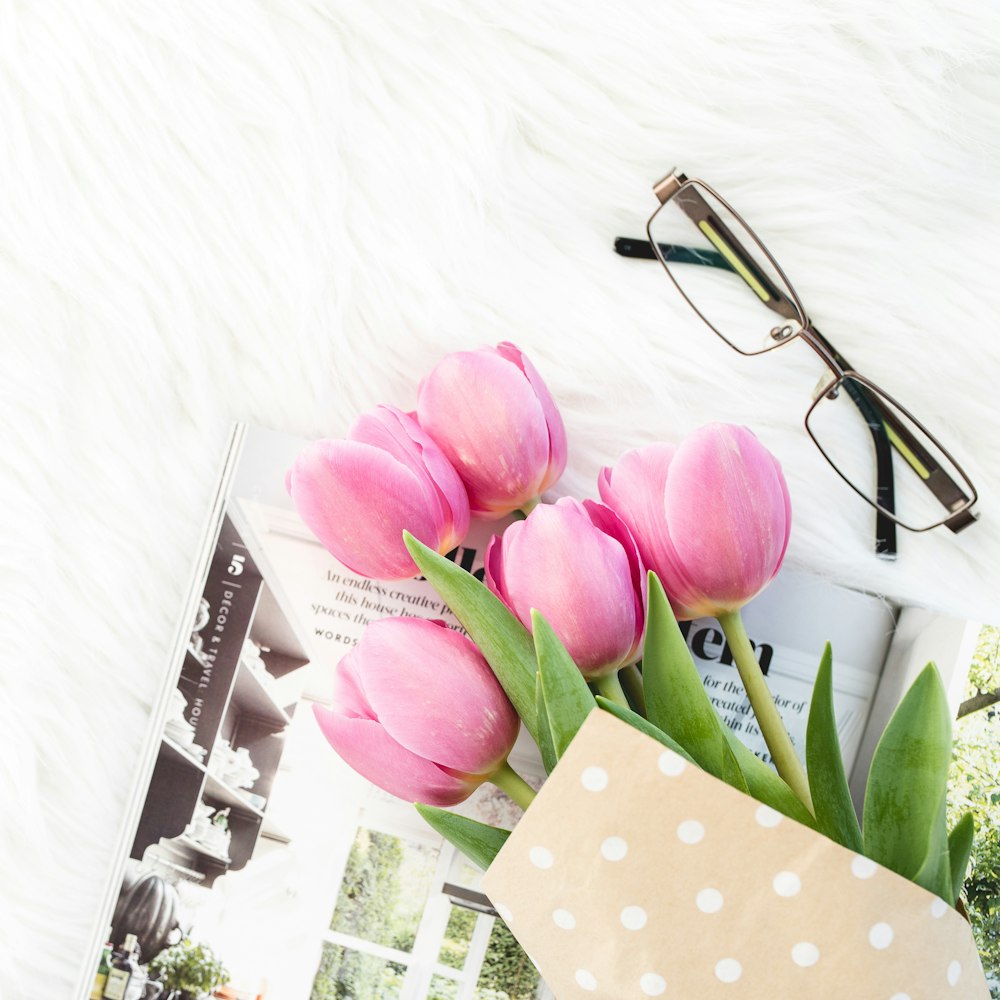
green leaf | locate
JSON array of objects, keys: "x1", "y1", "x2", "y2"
[
  {"x1": 595, "y1": 696, "x2": 697, "y2": 764},
  {"x1": 863, "y1": 662, "x2": 952, "y2": 881},
  {"x1": 722, "y1": 728, "x2": 817, "y2": 828},
  {"x1": 947, "y1": 812, "x2": 975, "y2": 906},
  {"x1": 619, "y1": 663, "x2": 647, "y2": 716},
  {"x1": 642, "y1": 572, "x2": 747, "y2": 793},
  {"x1": 415, "y1": 804, "x2": 511, "y2": 871},
  {"x1": 533, "y1": 611, "x2": 596, "y2": 758},
  {"x1": 534, "y1": 672, "x2": 558, "y2": 774},
  {"x1": 805, "y1": 644, "x2": 863, "y2": 851},
  {"x1": 404, "y1": 531, "x2": 539, "y2": 741},
  {"x1": 912, "y1": 789, "x2": 952, "y2": 902}
]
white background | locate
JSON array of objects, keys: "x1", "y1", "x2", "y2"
[{"x1": 2, "y1": 2, "x2": 999, "y2": 995}]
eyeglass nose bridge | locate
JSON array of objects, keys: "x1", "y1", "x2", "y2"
[
  {"x1": 811, "y1": 371, "x2": 840, "y2": 402},
  {"x1": 796, "y1": 323, "x2": 853, "y2": 398}
]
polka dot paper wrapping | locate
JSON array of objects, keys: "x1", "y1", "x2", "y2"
[{"x1": 482, "y1": 711, "x2": 988, "y2": 999}]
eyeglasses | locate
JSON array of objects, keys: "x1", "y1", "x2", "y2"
[{"x1": 616, "y1": 170, "x2": 978, "y2": 559}]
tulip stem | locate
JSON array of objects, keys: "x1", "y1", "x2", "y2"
[
  {"x1": 594, "y1": 672, "x2": 630, "y2": 710},
  {"x1": 717, "y1": 610, "x2": 814, "y2": 815},
  {"x1": 514, "y1": 497, "x2": 540, "y2": 519},
  {"x1": 491, "y1": 761, "x2": 537, "y2": 810},
  {"x1": 619, "y1": 664, "x2": 647, "y2": 717}
]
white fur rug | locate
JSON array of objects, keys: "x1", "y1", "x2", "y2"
[{"x1": 3, "y1": 1, "x2": 1000, "y2": 995}]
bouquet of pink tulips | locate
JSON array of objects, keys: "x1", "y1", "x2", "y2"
[{"x1": 289, "y1": 343, "x2": 988, "y2": 998}]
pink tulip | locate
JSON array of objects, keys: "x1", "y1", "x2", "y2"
[
  {"x1": 416, "y1": 342, "x2": 567, "y2": 518},
  {"x1": 485, "y1": 498, "x2": 645, "y2": 678},
  {"x1": 286, "y1": 406, "x2": 470, "y2": 580},
  {"x1": 313, "y1": 618, "x2": 519, "y2": 806},
  {"x1": 598, "y1": 424, "x2": 791, "y2": 620}
]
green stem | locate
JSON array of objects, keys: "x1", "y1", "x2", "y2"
[
  {"x1": 717, "y1": 610, "x2": 814, "y2": 815},
  {"x1": 594, "y1": 671, "x2": 630, "y2": 710},
  {"x1": 490, "y1": 760, "x2": 537, "y2": 810},
  {"x1": 514, "y1": 497, "x2": 541, "y2": 519},
  {"x1": 619, "y1": 663, "x2": 647, "y2": 716}
]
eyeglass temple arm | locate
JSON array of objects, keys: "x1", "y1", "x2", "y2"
[
  {"x1": 616, "y1": 236, "x2": 974, "y2": 535},
  {"x1": 614, "y1": 237, "x2": 735, "y2": 270}
]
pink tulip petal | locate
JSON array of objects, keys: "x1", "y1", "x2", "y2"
[
  {"x1": 770, "y1": 450, "x2": 793, "y2": 577},
  {"x1": 495, "y1": 342, "x2": 567, "y2": 493},
  {"x1": 288, "y1": 439, "x2": 442, "y2": 579},
  {"x1": 599, "y1": 428, "x2": 790, "y2": 619},
  {"x1": 350, "y1": 406, "x2": 425, "y2": 464},
  {"x1": 582, "y1": 500, "x2": 646, "y2": 661},
  {"x1": 662, "y1": 425, "x2": 790, "y2": 612},
  {"x1": 484, "y1": 531, "x2": 510, "y2": 603},
  {"x1": 418, "y1": 348, "x2": 551, "y2": 515},
  {"x1": 313, "y1": 705, "x2": 481, "y2": 806},
  {"x1": 500, "y1": 499, "x2": 639, "y2": 675},
  {"x1": 598, "y1": 444, "x2": 705, "y2": 616},
  {"x1": 598, "y1": 444, "x2": 678, "y2": 575},
  {"x1": 331, "y1": 652, "x2": 375, "y2": 720},
  {"x1": 352, "y1": 407, "x2": 470, "y2": 545},
  {"x1": 411, "y1": 442, "x2": 471, "y2": 548},
  {"x1": 358, "y1": 619, "x2": 519, "y2": 773}
]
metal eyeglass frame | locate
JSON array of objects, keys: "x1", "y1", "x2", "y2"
[{"x1": 615, "y1": 169, "x2": 978, "y2": 559}]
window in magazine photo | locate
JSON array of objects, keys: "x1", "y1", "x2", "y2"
[{"x1": 311, "y1": 807, "x2": 548, "y2": 999}]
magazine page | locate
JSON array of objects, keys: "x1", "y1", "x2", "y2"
[
  {"x1": 82, "y1": 424, "x2": 897, "y2": 1000},
  {"x1": 81, "y1": 425, "x2": 552, "y2": 1000}
]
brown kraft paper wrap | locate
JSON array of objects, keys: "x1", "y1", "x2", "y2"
[{"x1": 482, "y1": 711, "x2": 988, "y2": 999}]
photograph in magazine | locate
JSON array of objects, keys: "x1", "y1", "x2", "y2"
[{"x1": 81, "y1": 425, "x2": 999, "y2": 1000}]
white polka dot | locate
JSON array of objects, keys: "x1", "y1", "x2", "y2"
[
  {"x1": 755, "y1": 804, "x2": 782, "y2": 828},
  {"x1": 851, "y1": 855, "x2": 878, "y2": 880},
  {"x1": 773, "y1": 871, "x2": 801, "y2": 897},
  {"x1": 639, "y1": 972, "x2": 667, "y2": 996},
  {"x1": 601, "y1": 836, "x2": 628, "y2": 861},
  {"x1": 696, "y1": 888, "x2": 724, "y2": 913},
  {"x1": 677, "y1": 820, "x2": 705, "y2": 844},
  {"x1": 621, "y1": 905, "x2": 648, "y2": 930},
  {"x1": 581, "y1": 766, "x2": 608, "y2": 791},
  {"x1": 658, "y1": 750, "x2": 686, "y2": 776},
  {"x1": 494, "y1": 902, "x2": 512, "y2": 923},
  {"x1": 947, "y1": 960, "x2": 961, "y2": 986},
  {"x1": 869, "y1": 923, "x2": 893, "y2": 949},
  {"x1": 791, "y1": 942, "x2": 820, "y2": 967},
  {"x1": 552, "y1": 908, "x2": 575, "y2": 930},
  {"x1": 575, "y1": 969, "x2": 597, "y2": 991},
  {"x1": 889, "y1": 994, "x2": 912, "y2": 1000},
  {"x1": 715, "y1": 958, "x2": 743, "y2": 983},
  {"x1": 529, "y1": 846, "x2": 553, "y2": 869},
  {"x1": 931, "y1": 897, "x2": 948, "y2": 918}
]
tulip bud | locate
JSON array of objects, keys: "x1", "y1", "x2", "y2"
[
  {"x1": 485, "y1": 498, "x2": 645, "y2": 678},
  {"x1": 313, "y1": 618, "x2": 520, "y2": 806},
  {"x1": 286, "y1": 405, "x2": 470, "y2": 581},
  {"x1": 599, "y1": 423, "x2": 791, "y2": 620},
  {"x1": 416, "y1": 342, "x2": 567, "y2": 518}
]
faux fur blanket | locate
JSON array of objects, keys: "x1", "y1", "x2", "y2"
[{"x1": 3, "y1": 1, "x2": 999, "y2": 994}]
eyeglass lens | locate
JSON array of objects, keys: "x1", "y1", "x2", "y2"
[
  {"x1": 807, "y1": 376, "x2": 976, "y2": 532},
  {"x1": 647, "y1": 182, "x2": 805, "y2": 355}
]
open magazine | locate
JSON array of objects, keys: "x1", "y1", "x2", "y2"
[{"x1": 78, "y1": 424, "x2": 989, "y2": 1000}]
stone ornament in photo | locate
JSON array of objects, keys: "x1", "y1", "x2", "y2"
[{"x1": 482, "y1": 711, "x2": 988, "y2": 999}]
